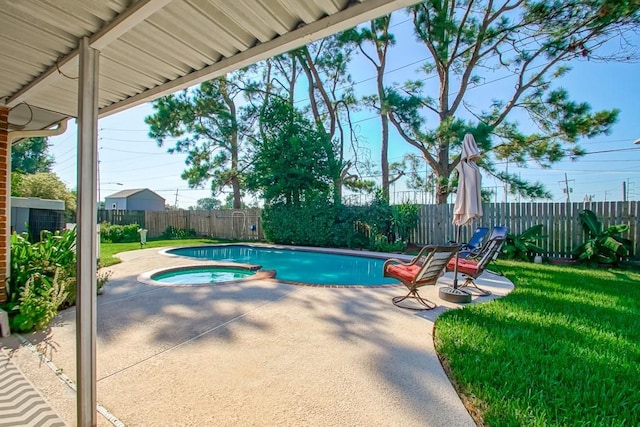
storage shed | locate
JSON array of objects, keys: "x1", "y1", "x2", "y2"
[{"x1": 11, "y1": 196, "x2": 65, "y2": 240}]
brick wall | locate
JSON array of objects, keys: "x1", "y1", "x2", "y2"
[{"x1": 0, "y1": 106, "x2": 8, "y2": 303}]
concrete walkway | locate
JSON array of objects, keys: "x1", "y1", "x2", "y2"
[
  {"x1": 0, "y1": 349, "x2": 66, "y2": 426},
  {"x1": 0, "y1": 246, "x2": 514, "y2": 426}
]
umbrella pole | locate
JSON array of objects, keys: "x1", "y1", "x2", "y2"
[
  {"x1": 452, "y1": 225, "x2": 461, "y2": 289},
  {"x1": 439, "y1": 224, "x2": 472, "y2": 303}
]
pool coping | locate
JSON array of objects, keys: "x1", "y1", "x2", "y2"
[
  {"x1": 159, "y1": 242, "x2": 415, "y2": 262},
  {"x1": 156, "y1": 243, "x2": 407, "y2": 288}
]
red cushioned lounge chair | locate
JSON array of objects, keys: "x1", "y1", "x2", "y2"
[
  {"x1": 383, "y1": 245, "x2": 460, "y2": 310},
  {"x1": 446, "y1": 227, "x2": 508, "y2": 296}
]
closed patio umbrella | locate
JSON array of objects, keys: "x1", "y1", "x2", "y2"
[
  {"x1": 440, "y1": 133, "x2": 482, "y2": 303},
  {"x1": 453, "y1": 133, "x2": 482, "y2": 226}
]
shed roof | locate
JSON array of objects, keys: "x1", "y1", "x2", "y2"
[{"x1": 1, "y1": 0, "x2": 418, "y2": 132}]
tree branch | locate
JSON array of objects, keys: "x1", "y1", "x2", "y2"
[{"x1": 388, "y1": 112, "x2": 438, "y2": 169}]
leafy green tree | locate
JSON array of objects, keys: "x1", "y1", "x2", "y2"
[
  {"x1": 247, "y1": 98, "x2": 341, "y2": 205},
  {"x1": 191, "y1": 197, "x2": 222, "y2": 210},
  {"x1": 293, "y1": 36, "x2": 374, "y2": 197},
  {"x1": 146, "y1": 73, "x2": 254, "y2": 209},
  {"x1": 385, "y1": 1, "x2": 637, "y2": 203},
  {"x1": 11, "y1": 137, "x2": 53, "y2": 174},
  {"x1": 12, "y1": 172, "x2": 76, "y2": 218}
]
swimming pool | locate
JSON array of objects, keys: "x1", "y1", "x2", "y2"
[{"x1": 165, "y1": 245, "x2": 399, "y2": 287}]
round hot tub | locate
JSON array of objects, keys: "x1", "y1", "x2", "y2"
[{"x1": 139, "y1": 264, "x2": 275, "y2": 287}]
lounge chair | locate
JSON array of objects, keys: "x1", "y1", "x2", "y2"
[
  {"x1": 384, "y1": 245, "x2": 460, "y2": 310},
  {"x1": 457, "y1": 226, "x2": 489, "y2": 258},
  {"x1": 446, "y1": 226, "x2": 508, "y2": 295}
]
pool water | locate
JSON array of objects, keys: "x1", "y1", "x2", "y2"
[
  {"x1": 153, "y1": 267, "x2": 256, "y2": 284},
  {"x1": 166, "y1": 245, "x2": 398, "y2": 286}
]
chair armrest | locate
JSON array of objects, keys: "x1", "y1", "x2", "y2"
[{"x1": 383, "y1": 245, "x2": 443, "y2": 270}]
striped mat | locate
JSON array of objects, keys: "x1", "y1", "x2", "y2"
[{"x1": 0, "y1": 349, "x2": 66, "y2": 427}]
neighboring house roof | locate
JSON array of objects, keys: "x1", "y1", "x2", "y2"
[{"x1": 105, "y1": 188, "x2": 163, "y2": 200}]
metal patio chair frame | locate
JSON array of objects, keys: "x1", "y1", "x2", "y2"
[
  {"x1": 446, "y1": 227, "x2": 508, "y2": 296},
  {"x1": 384, "y1": 245, "x2": 460, "y2": 310}
]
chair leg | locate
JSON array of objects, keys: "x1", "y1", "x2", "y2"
[
  {"x1": 485, "y1": 261, "x2": 504, "y2": 276},
  {"x1": 458, "y1": 276, "x2": 492, "y2": 296},
  {"x1": 392, "y1": 289, "x2": 437, "y2": 310}
]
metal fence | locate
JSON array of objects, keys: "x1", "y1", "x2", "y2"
[{"x1": 28, "y1": 208, "x2": 65, "y2": 242}]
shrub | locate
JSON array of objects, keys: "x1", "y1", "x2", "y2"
[
  {"x1": 10, "y1": 273, "x2": 67, "y2": 332},
  {"x1": 333, "y1": 205, "x2": 369, "y2": 248},
  {"x1": 3, "y1": 227, "x2": 112, "y2": 332},
  {"x1": 60, "y1": 269, "x2": 113, "y2": 310},
  {"x1": 572, "y1": 209, "x2": 633, "y2": 264},
  {"x1": 261, "y1": 192, "x2": 416, "y2": 253},
  {"x1": 390, "y1": 202, "x2": 420, "y2": 244},
  {"x1": 8, "y1": 229, "x2": 76, "y2": 302},
  {"x1": 5, "y1": 229, "x2": 76, "y2": 332},
  {"x1": 263, "y1": 198, "x2": 338, "y2": 246},
  {"x1": 502, "y1": 225, "x2": 547, "y2": 261},
  {"x1": 100, "y1": 222, "x2": 140, "y2": 243},
  {"x1": 368, "y1": 233, "x2": 406, "y2": 253},
  {"x1": 161, "y1": 226, "x2": 196, "y2": 240}
]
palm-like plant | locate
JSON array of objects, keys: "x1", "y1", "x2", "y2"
[
  {"x1": 572, "y1": 210, "x2": 633, "y2": 264},
  {"x1": 502, "y1": 224, "x2": 547, "y2": 261}
]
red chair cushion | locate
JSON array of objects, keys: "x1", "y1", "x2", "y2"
[
  {"x1": 386, "y1": 264, "x2": 421, "y2": 282},
  {"x1": 446, "y1": 258, "x2": 480, "y2": 276}
]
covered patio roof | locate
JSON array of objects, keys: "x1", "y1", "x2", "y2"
[{"x1": 1, "y1": 0, "x2": 418, "y2": 131}]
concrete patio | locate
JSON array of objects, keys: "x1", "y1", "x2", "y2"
[{"x1": 1, "y1": 247, "x2": 514, "y2": 426}]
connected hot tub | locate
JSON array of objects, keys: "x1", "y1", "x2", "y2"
[{"x1": 138, "y1": 264, "x2": 275, "y2": 287}]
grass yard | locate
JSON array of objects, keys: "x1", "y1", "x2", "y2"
[
  {"x1": 99, "y1": 238, "x2": 223, "y2": 267},
  {"x1": 435, "y1": 261, "x2": 640, "y2": 426}
]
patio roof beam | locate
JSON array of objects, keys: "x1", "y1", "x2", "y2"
[
  {"x1": 98, "y1": 0, "x2": 421, "y2": 117},
  {"x1": 5, "y1": 0, "x2": 171, "y2": 109}
]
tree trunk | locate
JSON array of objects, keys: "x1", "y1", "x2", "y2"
[
  {"x1": 435, "y1": 183, "x2": 449, "y2": 204},
  {"x1": 380, "y1": 113, "x2": 390, "y2": 200}
]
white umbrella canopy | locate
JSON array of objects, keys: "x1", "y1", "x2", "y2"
[
  {"x1": 440, "y1": 133, "x2": 483, "y2": 303},
  {"x1": 453, "y1": 133, "x2": 483, "y2": 227}
]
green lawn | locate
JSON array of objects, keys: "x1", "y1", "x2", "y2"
[
  {"x1": 435, "y1": 261, "x2": 640, "y2": 426},
  {"x1": 99, "y1": 238, "x2": 222, "y2": 267}
]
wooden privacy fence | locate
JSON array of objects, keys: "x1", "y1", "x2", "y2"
[
  {"x1": 412, "y1": 201, "x2": 639, "y2": 260},
  {"x1": 144, "y1": 209, "x2": 263, "y2": 241},
  {"x1": 104, "y1": 201, "x2": 639, "y2": 259},
  {"x1": 98, "y1": 209, "x2": 145, "y2": 228}
]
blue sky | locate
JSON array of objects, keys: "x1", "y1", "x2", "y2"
[{"x1": 48, "y1": 14, "x2": 640, "y2": 208}]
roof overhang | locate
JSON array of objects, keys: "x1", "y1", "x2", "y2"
[{"x1": 1, "y1": 0, "x2": 419, "y2": 131}]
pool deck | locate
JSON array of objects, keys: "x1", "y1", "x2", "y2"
[{"x1": 0, "y1": 245, "x2": 514, "y2": 426}]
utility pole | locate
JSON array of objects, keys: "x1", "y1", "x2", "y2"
[
  {"x1": 622, "y1": 180, "x2": 627, "y2": 202},
  {"x1": 174, "y1": 188, "x2": 179, "y2": 209},
  {"x1": 559, "y1": 173, "x2": 574, "y2": 203}
]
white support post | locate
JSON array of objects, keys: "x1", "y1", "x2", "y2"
[
  {"x1": 0, "y1": 308, "x2": 10, "y2": 337},
  {"x1": 76, "y1": 36, "x2": 99, "y2": 427}
]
